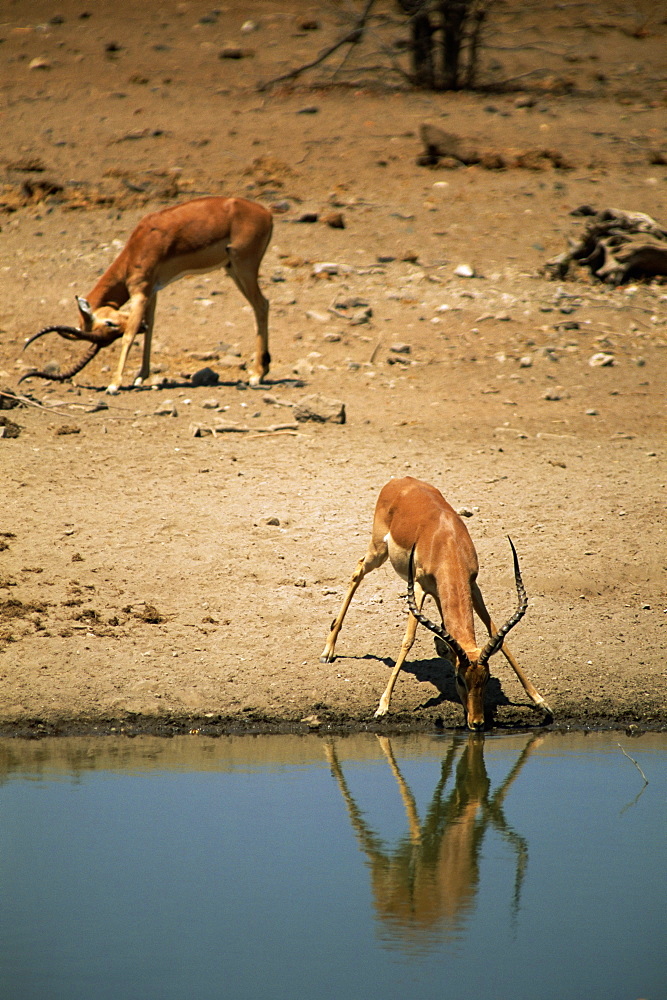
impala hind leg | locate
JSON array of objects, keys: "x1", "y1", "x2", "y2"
[
  {"x1": 226, "y1": 248, "x2": 270, "y2": 386},
  {"x1": 374, "y1": 584, "x2": 426, "y2": 718},
  {"x1": 471, "y1": 582, "x2": 553, "y2": 720},
  {"x1": 320, "y1": 539, "x2": 388, "y2": 663}
]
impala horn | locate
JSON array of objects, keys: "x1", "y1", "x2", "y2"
[
  {"x1": 18, "y1": 342, "x2": 102, "y2": 384},
  {"x1": 478, "y1": 537, "x2": 527, "y2": 666},
  {"x1": 23, "y1": 324, "x2": 85, "y2": 349},
  {"x1": 406, "y1": 545, "x2": 471, "y2": 667}
]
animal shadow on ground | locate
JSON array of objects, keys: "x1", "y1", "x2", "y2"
[{"x1": 359, "y1": 647, "x2": 544, "y2": 728}]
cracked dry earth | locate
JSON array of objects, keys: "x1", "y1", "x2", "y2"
[{"x1": 0, "y1": 0, "x2": 666, "y2": 736}]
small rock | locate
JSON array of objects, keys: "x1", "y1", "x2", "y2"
[
  {"x1": 589, "y1": 352, "x2": 615, "y2": 367},
  {"x1": 0, "y1": 388, "x2": 20, "y2": 410},
  {"x1": 293, "y1": 393, "x2": 346, "y2": 424},
  {"x1": 519, "y1": 356, "x2": 533, "y2": 368},
  {"x1": 543, "y1": 389, "x2": 564, "y2": 401},
  {"x1": 264, "y1": 516, "x2": 280, "y2": 526},
  {"x1": 0, "y1": 416, "x2": 21, "y2": 439},
  {"x1": 292, "y1": 359, "x2": 314, "y2": 378},
  {"x1": 454, "y1": 263, "x2": 475, "y2": 278},
  {"x1": 390, "y1": 343, "x2": 411, "y2": 354},
  {"x1": 29, "y1": 57, "x2": 51, "y2": 71},
  {"x1": 155, "y1": 403, "x2": 178, "y2": 417},
  {"x1": 219, "y1": 46, "x2": 252, "y2": 60},
  {"x1": 191, "y1": 366, "x2": 219, "y2": 387},
  {"x1": 350, "y1": 307, "x2": 372, "y2": 325},
  {"x1": 457, "y1": 507, "x2": 474, "y2": 518},
  {"x1": 334, "y1": 296, "x2": 369, "y2": 310},
  {"x1": 301, "y1": 714, "x2": 321, "y2": 729},
  {"x1": 312, "y1": 262, "x2": 341, "y2": 276},
  {"x1": 323, "y1": 211, "x2": 345, "y2": 229},
  {"x1": 585, "y1": 408, "x2": 598, "y2": 416},
  {"x1": 297, "y1": 105, "x2": 319, "y2": 115}
]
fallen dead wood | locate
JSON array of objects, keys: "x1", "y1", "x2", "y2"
[
  {"x1": 545, "y1": 208, "x2": 667, "y2": 284},
  {"x1": 417, "y1": 123, "x2": 573, "y2": 170}
]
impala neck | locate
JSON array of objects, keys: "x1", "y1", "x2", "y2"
[
  {"x1": 432, "y1": 565, "x2": 478, "y2": 656},
  {"x1": 86, "y1": 255, "x2": 132, "y2": 311}
]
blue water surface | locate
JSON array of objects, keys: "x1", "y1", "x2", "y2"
[{"x1": 0, "y1": 731, "x2": 664, "y2": 1000}]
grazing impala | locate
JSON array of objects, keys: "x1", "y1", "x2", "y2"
[
  {"x1": 321, "y1": 476, "x2": 553, "y2": 729},
  {"x1": 20, "y1": 196, "x2": 273, "y2": 394}
]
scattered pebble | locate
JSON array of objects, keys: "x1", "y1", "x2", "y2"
[
  {"x1": 589, "y1": 352, "x2": 615, "y2": 367},
  {"x1": 154, "y1": 401, "x2": 177, "y2": 417},
  {"x1": 191, "y1": 367, "x2": 219, "y2": 387}
]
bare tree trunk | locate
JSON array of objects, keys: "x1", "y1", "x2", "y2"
[
  {"x1": 397, "y1": 0, "x2": 492, "y2": 92},
  {"x1": 397, "y1": 0, "x2": 435, "y2": 89},
  {"x1": 439, "y1": 0, "x2": 468, "y2": 90}
]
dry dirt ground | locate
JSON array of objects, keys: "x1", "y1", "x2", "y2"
[{"x1": 1, "y1": 1, "x2": 666, "y2": 737}]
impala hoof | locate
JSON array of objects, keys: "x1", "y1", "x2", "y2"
[
  {"x1": 106, "y1": 384, "x2": 119, "y2": 395},
  {"x1": 539, "y1": 700, "x2": 555, "y2": 722}
]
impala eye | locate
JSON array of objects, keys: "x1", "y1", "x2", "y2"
[{"x1": 103, "y1": 319, "x2": 120, "y2": 329}]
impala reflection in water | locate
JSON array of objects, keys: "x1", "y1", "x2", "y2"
[{"x1": 325, "y1": 734, "x2": 543, "y2": 950}]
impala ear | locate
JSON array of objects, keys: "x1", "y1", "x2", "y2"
[{"x1": 76, "y1": 296, "x2": 94, "y2": 321}]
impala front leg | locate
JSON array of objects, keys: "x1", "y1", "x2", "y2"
[
  {"x1": 472, "y1": 581, "x2": 553, "y2": 720},
  {"x1": 106, "y1": 293, "x2": 148, "y2": 394},
  {"x1": 375, "y1": 585, "x2": 425, "y2": 718},
  {"x1": 135, "y1": 295, "x2": 156, "y2": 387}
]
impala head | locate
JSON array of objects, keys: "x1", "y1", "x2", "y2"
[
  {"x1": 407, "y1": 540, "x2": 527, "y2": 731},
  {"x1": 19, "y1": 297, "x2": 128, "y2": 385},
  {"x1": 76, "y1": 296, "x2": 128, "y2": 339}
]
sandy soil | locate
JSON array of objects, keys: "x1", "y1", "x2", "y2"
[{"x1": 1, "y1": 0, "x2": 666, "y2": 736}]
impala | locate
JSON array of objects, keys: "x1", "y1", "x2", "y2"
[
  {"x1": 321, "y1": 476, "x2": 553, "y2": 729},
  {"x1": 20, "y1": 196, "x2": 273, "y2": 394}
]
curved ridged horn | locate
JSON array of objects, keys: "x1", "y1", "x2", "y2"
[
  {"x1": 478, "y1": 537, "x2": 527, "y2": 666},
  {"x1": 406, "y1": 545, "x2": 471, "y2": 667},
  {"x1": 23, "y1": 325, "x2": 84, "y2": 350},
  {"x1": 18, "y1": 342, "x2": 101, "y2": 384}
]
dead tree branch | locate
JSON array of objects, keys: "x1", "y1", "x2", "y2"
[{"x1": 258, "y1": 0, "x2": 377, "y2": 92}]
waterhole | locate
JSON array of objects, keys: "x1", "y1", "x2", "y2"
[{"x1": 1, "y1": 731, "x2": 664, "y2": 1000}]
